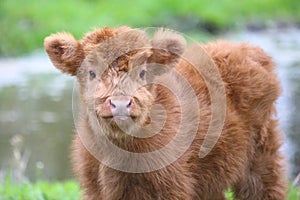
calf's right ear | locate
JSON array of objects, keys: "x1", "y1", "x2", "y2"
[
  {"x1": 149, "y1": 29, "x2": 186, "y2": 66},
  {"x1": 44, "y1": 33, "x2": 84, "y2": 75}
]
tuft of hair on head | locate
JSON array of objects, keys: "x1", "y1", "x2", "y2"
[{"x1": 88, "y1": 29, "x2": 151, "y2": 65}]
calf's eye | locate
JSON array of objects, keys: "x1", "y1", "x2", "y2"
[
  {"x1": 139, "y1": 70, "x2": 145, "y2": 79},
  {"x1": 89, "y1": 70, "x2": 96, "y2": 79}
]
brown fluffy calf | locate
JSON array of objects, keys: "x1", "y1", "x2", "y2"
[{"x1": 44, "y1": 27, "x2": 287, "y2": 200}]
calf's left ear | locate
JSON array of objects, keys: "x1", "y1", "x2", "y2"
[
  {"x1": 44, "y1": 32, "x2": 84, "y2": 75},
  {"x1": 149, "y1": 29, "x2": 186, "y2": 66}
]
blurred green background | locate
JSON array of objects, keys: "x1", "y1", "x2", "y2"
[
  {"x1": 1, "y1": 0, "x2": 300, "y2": 199},
  {"x1": 0, "y1": 0, "x2": 300, "y2": 56}
]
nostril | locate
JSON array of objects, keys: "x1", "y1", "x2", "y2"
[
  {"x1": 127, "y1": 99, "x2": 133, "y2": 108},
  {"x1": 109, "y1": 99, "x2": 116, "y2": 108}
]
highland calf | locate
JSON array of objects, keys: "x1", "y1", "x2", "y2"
[{"x1": 44, "y1": 27, "x2": 287, "y2": 200}]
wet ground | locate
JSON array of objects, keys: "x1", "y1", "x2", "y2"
[{"x1": 0, "y1": 28, "x2": 299, "y2": 181}]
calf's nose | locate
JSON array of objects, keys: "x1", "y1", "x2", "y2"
[{"x1": 108, "y1": 96, "x2": 133, "y2": 115}]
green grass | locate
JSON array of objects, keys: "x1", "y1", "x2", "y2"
[
  {"x1": 0, "y1": 0, "x2": 300, "y2": 56},
  {"x1": 0, "y1": 175, "x2": 81, "y2": 200},
  {"x1": 225, "y1": 185, "x2": 300, "y2": 200},
  {"x1": 0, "y1": 175, "x2": 299, "y2": 200},
  {"x1": 288, "y1": 184, "x2": 300, "y2": 200}
]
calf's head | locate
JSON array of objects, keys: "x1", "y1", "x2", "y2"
[{"x1": 44, "y1": 27, "x2": 186, "y2": 136}]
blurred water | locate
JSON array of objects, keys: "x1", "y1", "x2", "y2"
[
  {"x1": 0, "y1": 54, "x2": 74, "y2": 181},
  {"x1": 0, "y1": 28, "x2": 299, "y2": 181}
]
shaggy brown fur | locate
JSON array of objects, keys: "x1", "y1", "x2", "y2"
[{"x1": 44, "y1": 27, "x2": 287, "y2": 200}]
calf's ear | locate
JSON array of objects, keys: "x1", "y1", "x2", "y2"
[
  {"x1": 44, "y1": 32, "x2": 84, "y2": 75},
  {"x1": 149, "y1": 29, "x2": 186, "y2": 66}
]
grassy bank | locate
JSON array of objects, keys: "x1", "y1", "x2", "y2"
[
  {"x1": 0, "y1": 182, "x2": 299, "y2": 200},
  {"x1": 0, "y1": 176, "x2": 299, "y2": 200},
  {"x1": 0, "y1": 176, "x2": 81, "y2": 200},
  {"x1": 1, "y1": 0, "x2": 300, "y2": 56}
]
